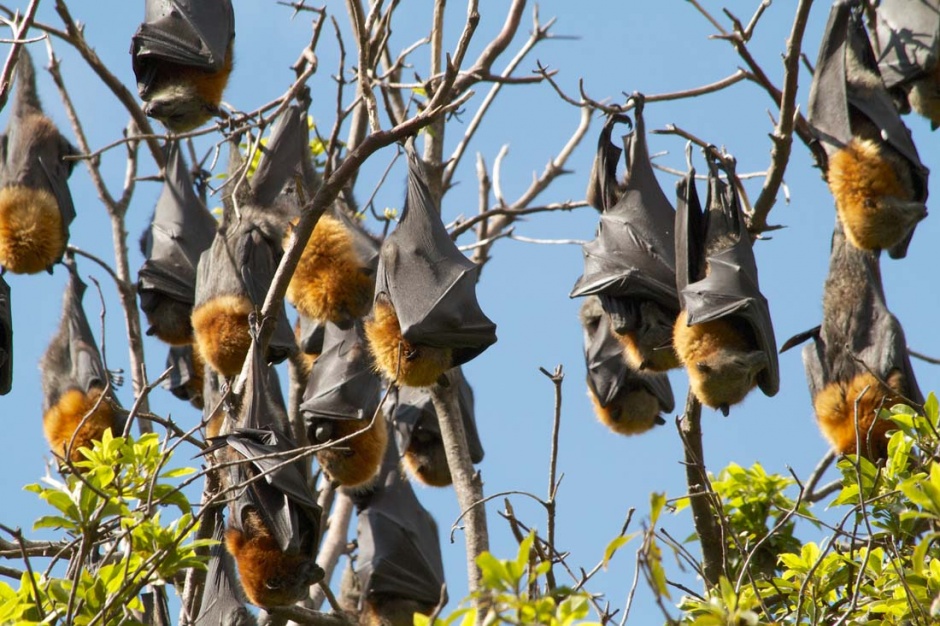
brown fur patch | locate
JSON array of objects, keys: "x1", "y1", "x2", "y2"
[
  {"x1": 365, "y1": 300, "x2": 452, "y2": 387},
  {"x1": 813, "y1": 371, "x2": 904, "y2": 460},
  {"x1": 588, "y1": 386, "x2": 661, "y2": 436},
  {"x1": 286, "y1": 215, "x2": 374, "y2": 322},
  {"x1": 43, "y1": 387, "x2": 117, "y2": 464},
  {"x1": 617, "y1": 331, "x2": 680, "y2": 372},
  {"x1": 315, "y1": 410, "x2": 389, "y2": 488},
  {"x1": 361, "y1": 597, "x2": 434, "y2": 626},
  {"x1": 192, "y1": 294, "x2": 253, "y2": 377},
  {"x1": 0, "y1": 185, "x2": 64, "y2": 274},
  {"x1": 403, "y1": 439, "x2": 451, "y2": 487},
  {"x1": 908, "y1": 64, "x2": 940, "y2": 127}
]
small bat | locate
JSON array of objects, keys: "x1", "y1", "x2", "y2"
[
  {"x1": 808, "y1": 0, "x2": 929, "y2": 259},
  {"x1": 673, "y1": 159, "x2": 779, "y2": 415},
  {"x1": 580, "y1": 296, "x2": 672, "y2": 436},
  {"x1": 870, "y1": 0, "x2": 940, "y2": 127},
  {"x1": 300, "y1": 320, "x2": 386, "y2": 488},
  {"x1": 164, "y1": 344, "x2": 205, "y2": 410},
  {"x1": 131, "y1": 0, "x2": 235, "y2": 132},
  {"x1": 570, "y1": 99, "x2": 681, "y2": 372},
  {"x1": 781, "y1": 223, "x2": 923, "y2": 460},
  {"x1": 192, "y1": 106, "x2": 305, "y2": 377},
  {"x1": 195, "y1": 517, "x2": 257, "y2": 626},
  {"x1": 393, "y1": 367, "x2": 484, "y2": 487},
  {"x1": 366, "y1": 141, "x2": 497, "y2": 387},
  {"x1": 0, "y1": 48, "x2": 78, "y2": 275},
  {"x1": 40, "y1": 260, "x2": 123, "y2": 464},
  {"x1": 0, "y1": 275, "x2": 11, "y2": 395},
  {"x1": 138, "y1": 141, "x2": 218, "y2": 345}
]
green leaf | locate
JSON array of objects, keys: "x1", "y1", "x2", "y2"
[
  {"x1": 650, "y1": 492, "x2": 666, "y2": 525},
  {"x1": 602, "y1": 534, "x2": 634, "y2": 570},
  {"x1": 33, "y1": 516, "x2": 78, "y2": 532},
  {"x1": 160, "y1": 467, "x2": 195, "y2": 479}
]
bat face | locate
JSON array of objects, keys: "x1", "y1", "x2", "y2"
[
  {"x1": 0, "y1": 49, "x2": 77, "y2": 275},
  {"x1": 0, "y1": 275, "x2": 11, "y2": 395}
]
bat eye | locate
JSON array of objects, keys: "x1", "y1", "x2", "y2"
[
  {"x1": 314, "y1": 422, "x2": 334, "y2": 442},
  {"x1": 264, "y1": 577, "x2": 283, "y2": 590}
]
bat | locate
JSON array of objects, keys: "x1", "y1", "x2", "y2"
[
  {"x1": 131, "y1": 0, "x2": 235, "y2": 132},
  {"x1": 192, "y1": 106, "x2": 306, "y2": 377},
  {"x1": 300, "y1": 320, "x2": 387, "y2": 488},
  {"x1": 0, "y1": 48, "x2": 77, "y2": 275},
  {"x1": 0, "y1": 275, "x2": 11, "y2": 395},
  {"x1": 673, "y1": 160, "x2": 779, "y2": 415},
  {"x1": 294, "y1": 314, "x2": 325, "y2": 376},
  {"x1": 349, "y1": 431, "x2": 446, "y2": 626},
  {"x1": 365, "y1": 141, "x2": 497, "y2": 387},
  {"x1": 870, "y1": 0, "x2": 940, "y2": 127},
  {"x1": 195, "y1": 517, "x2": 257, "y2": 626},
  {"x1": 807, "y1": 0, "x2": 929, "y2": 259},
  {"x1": 781, "y1": 223, "x2": 923, "y2": 460},
  {"x1": 393, "y1": 367, "x2": 484, "y2": 487},
  {"x1": 570, "y1": 100, "x2": 681, "y2": 373},
  {"x1": 40, "y1": 260, "x2": 123, "y2": 464},
  {"x1": 580, "y1": 296, "x2": 672, "y2": 436},
  {"x1": 138, "y1": 141, "x2": 218, "y2": 345},
  {"x1": 164, "y1": 344, "x2": 205, "y2": 409}
]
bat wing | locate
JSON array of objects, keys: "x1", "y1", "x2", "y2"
[
  {"x1": 0, "y1": 275, "x2": 10, "y2": 395},
  {"x1": 251, "y1": 105, "x2": 308, "y2": 208},
  {"x1": 238, "y1": 227, "x2": 296, "y2": 364},
  {"x1": 584, "y1": 114, "x2": 625, "y2": 211},
  {"x1": 674, "y1": 167, "x2": 706, "y2": 295},
  {"x1": 64, "y1": 264, "x2": 108, "y2": 395},
  {"x1": 164, "y1": 344, "x2": 197, "y2": 400},
  {"x1": 132, "y1": 0, "x2": 234, "y2": 71},
  {"x1": 196, "y1": 518, "x2": 256, "y2": 626},
  {"x1": 296, "y1": 315, "x2": 325, "y2": 356},
  {"x1": 800, "y1": 334, "x2": 829, "y2": 403},
  {"x1": 808, "y1": 1, "x2": 855, "y2": 162},
  {"x1": 872, "y1": 0, "x2": 940, "y2": 90},
  {"x1": 335, "y1": 206, "x2": 380, "y2": 275}
]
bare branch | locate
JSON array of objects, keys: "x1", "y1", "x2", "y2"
[{"x1": 0, "y1": 0, "x2": 40, "y2": 112}]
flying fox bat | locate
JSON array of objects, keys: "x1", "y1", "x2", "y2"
[
  {"x1": 0, "y1": 48, "x2": 77, "y2": 275},
  {"x1": 349, "y1": 432, "x2": 446, "y2": 626},
  {"x1": 0, "y1": 275, "x2": 11, "y2": 395},
  {"x1": 192, "y1": 107, "x2": 306, "y2": 376},
  {"x1": 870, "y1": 0, "x2": 940, "y2": 127},
  {"x1": 781, "y1": 223, "x2": 923, "y2": 460},
  {"x1": 570, "y1": 100, "x2": 680, "y2": 373},
  {"x1": 673, "y1": 160, "x2": 779, "y2": 415},
  {"x1": 580, "y1": 296, "x2": 672, "y2": 436},
  {"x1": 393, "y1": 367, "x2": 484, "y2": 487},
  {"x1": 300, "y1": 320, "x2": 386, "y2": 488},
  {"x1": 40, "y1": 261, "x2": 123, "y2": 464},
  {"x1": 808, "y1": 0, "x2": 929, "y2": 259},
  {"x1": 139, "y1": 141, "x2": 218, "y2": 345},
  {"x1": 195, "y1": 518, "x2": 257, "y2": 626},
  {"x1": 164, "y1": 344, "x2": 205, "y2": 409},
  {"x1": 131, "y1": 0, "x2": 235, "y2": 132},
  {"x1": 365, "y1": 142, "x2": 497, "y2": 387}
]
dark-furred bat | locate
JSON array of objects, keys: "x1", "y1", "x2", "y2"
[
  {"x1": 138, "y1": 141, "x2": 218, "y2": 345},
  {"x1": 781, "y1": 223, "x2": 923, "y2": 460},
  {"x1": 164, "y1": 344, "x2": 205, "y2": 409},
  {"x1": 349, "y1": 431, "x2": 445, "y2": 626},
  {"x1": 570, "y1": 100, "x2": 680, "y2": 372},
  {"x1": 195, "y1": 518, "x2": 256, "y2": 626},
  {"x1": 192, "y1": 106, "x2": 305, "y2": 377},
  {"x1": 673, "y1": 160, "x2": 778, "y2": 415},
  {"x1": 0, "y1": 48, "x2": 77, "y2": 275},
  {"x1": 0, "y1": 275, "x2": 11, "y2": 395},
  {"x1": 40, "y1": 260, "x2": 123, "y2": 464},
  {"x1": 366, "y1": 142, "x2": 497, "y2": 387},
  {"x1": 131, "y1": 0, "x2": 235, "y2": 132},
  {"x1": 870, "y1": 0, "x2": 940, "y2": 127},
  {"x1": 392, "y1": 367, "x2": 484, "y2": 487},
  {"x1": 300, "y1": 320, "x2": 386, "y2": 488},
  {"x1": 808, "y1": 0, "x2": 929, "y2": 259},
  {"x1": 580, "y1": 296, "x2": 672, "y2": 436}
]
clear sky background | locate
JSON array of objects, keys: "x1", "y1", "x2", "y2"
[{"x1": 1, "y1": 0, "x2": 938, "y2": 623}]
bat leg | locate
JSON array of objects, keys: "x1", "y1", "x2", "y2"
[
  {"x1": 365, "y1": 299, "x2": 452, "y2": 387},
  {"x1": 313, "y1": 410, "x2": 389, "y2": 488},
  {"x1": 43, "y1": 387, "x2": 118, "y2": 464},
  {"x1": 192, "y1": 294, "x2": 253, "y2": 377},
  {"x1": 588, "y1": 386, "x2": 662, "y2": 436},
  {"x1": 0, "y1": 184, "x2": 66, "y2": 275}
]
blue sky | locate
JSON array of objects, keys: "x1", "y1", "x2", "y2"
[{"x1": 1, "y1": 0, "x2": 938, "y2": 622}]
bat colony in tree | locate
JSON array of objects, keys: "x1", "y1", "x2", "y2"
[{"x1": 0, "y1": 0, "x2": 934, "y2": 621}]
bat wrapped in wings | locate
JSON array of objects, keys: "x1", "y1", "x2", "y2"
[
  {"x1": 570, "y1": 99, "x2": 680, "y2": 372},
  {"x1": 392, "y1": 366, "x2": 484, "y2": 487},
  {"x1": 40, "y1": 260, "x2": 124, "y2": 464},
  {"x1": 366, "y1": 142, "x2": 497, "y2": 387},
  {"x1": 0, "y1": 48, "x2": 77, "y2": 275},
  {"x1": 138, "y1": 141, "x2": 218, "y2": 345},
  {"x1": 580, "y1": 296, "x2": 672, "y2": 436},
  {"x1": 192, "y1": 106, "x2": 307, "y2": 376},
  {"x1": 0, "y1": 275, "x2": 11, "y2": 395},
  {"x1": 131, "y1": 0, "x2": 235, "y2": 132},
  {"x1": 673, "y1": 159, "x2": 778, "y2": 415},
  {"x1": 782, "y1": 223, "x2": 923, "y2": 460},
  {"x1": 195, "y1": 517, "x2": 256, "y2": 626},
  {"x1": 164, "y1": 344, "x2": 205, "y2": 409},
  {"x1": 807, "y1": 0, "x2": 929, "y2": 259},
  {"x1": 300, "y1": 320, "x2": 386, "y2": 488}
]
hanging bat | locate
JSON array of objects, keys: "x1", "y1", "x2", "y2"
[
  {"x1": 393, "y1": 367, "x2": 484, "y2": 487},
  {"x1": 192, "y1": 106, "x2": 306, "y2": 377},
  {"x1": 0, "y1": 275, "x2": 11, "y2": 395},
  {"x1": 138, "y1": 141, "x2": 218, "y2": 345},
  {"x1": 0, "y1": 48, "x2": 77, "y2": 275},
  {"x1": 164, "y1": 344, "x2": 205, "y2": 410},
  {"x1": 349, "y1": 432, "x2": 446, "y2": 626},
  {"x1": 131, "y1": 0, "x2": 235, "y2": 132},
  {"x1": 195, "y1": 517, "x2": 257, "y2": 626},
  {"x1": 365, "y1": 142, "x2": 497, "y2": 387},
  {"x1": 40, "y1": 260, "x2": 124, "y2": 464},
  {"x1": 300, "y1": 320, "x2": 387, "y2": 488},
  {"x1": 673, "y1": 160, "x2": 779, "y2": 415},
  {"x1": 294, "y1": 314, "x2": 325, "y2": 376},
  {"x1": 570, "y1": 100, "x2": 681, "y2": 373},
  {"x1": 781, "y1": 223, "x2": 923, "y2": 460},
  {"x1": 580, "y1": 296, "x2": 672, "y2": 436},
  {"x1": 870, "y1": 0, "x2": 940, "y2": 128},
  {"x1": 808, "y1": 0, "x2": 929, "y2": 259}
]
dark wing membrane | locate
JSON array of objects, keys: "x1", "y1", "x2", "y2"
[
  {"x1": 297, "y1": 315, "x2": 326, "y2": 355},
  {"x1": 164, "y1": 344, "x2": 197, "y2": 401},
  {"x1": 251, "y1": 105, "x2": 308, "y2": 207},
  {"x1": 872, "y1": 0, "x2": 940, "y2": 90},
  {"x1": 0, "y1": 275, "x2": 10, "y2": 395},
  {"x1": 65, "y1": 265, "x2": 109, "y2": 395},
  {"x1": 196, "y1": 518, "x2": 256, "y2": 625},
  {"x1": 585, "y1": 114, "x2": 625, "y2": 212},
  {"x1": 674, "y1": 167, "x2": 705, "y2": 296},
  {"x1": 237, "y1": 228, "x2": 296, "y2": 364},
  {"x1": 807, "y1": 1, "x2": 854, "y2": 162},
  {"x1": 133, "y1": 0, "x2": 234, "y2": 70}
]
